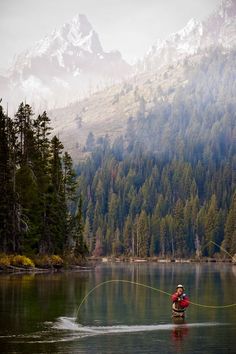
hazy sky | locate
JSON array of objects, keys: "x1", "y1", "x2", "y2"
[{"x1": 1, "y1": 0, "x2": 221, "y2": 70}]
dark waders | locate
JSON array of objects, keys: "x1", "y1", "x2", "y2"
[{"x1": 172, "y1": 302, "x2": 186, "y2": 322}]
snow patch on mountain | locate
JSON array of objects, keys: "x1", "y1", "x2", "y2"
[{"x1": 138, "y1": 18, "x2": 203, "y2": 72}]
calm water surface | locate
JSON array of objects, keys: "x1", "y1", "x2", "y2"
[{"x1": 0, "y1": 263, "x2": 236, "y2": 353}]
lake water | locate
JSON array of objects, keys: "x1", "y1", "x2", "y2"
[{"x1": 0, "y1": 263, "x2": 236, "y2": 354}]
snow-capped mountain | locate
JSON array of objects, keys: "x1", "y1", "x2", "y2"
[
  {"x1": 137, "y1": 18, "x2": 203, "y2": 71},
  {"x1": 138, "y1": 0, "x2": 236, "y2": 72},
  {"x1": 5, "y1": 14, "x2": 132, "y2": 109},
  {"x1": 2, "y1": 0, "x2": 236, "y2": 111}
]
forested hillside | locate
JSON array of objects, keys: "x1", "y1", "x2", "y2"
[
  {"x1": 76, "y1": 141, "x2": 235, "y2": 258},
  {"x1": 125, "y1": 49, "x2": 236, "y2": 158},
  {"x1": 76, "y1": 50, "x2": 236, "y2": 259}
]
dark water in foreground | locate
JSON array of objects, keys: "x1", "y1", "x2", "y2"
[{"x1": 0, "y1": 263, "x2": 236, "y2": 354}]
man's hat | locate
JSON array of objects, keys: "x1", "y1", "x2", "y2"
[{"x1": 176, "y1": 284, "x2": 185, "y2": 290}]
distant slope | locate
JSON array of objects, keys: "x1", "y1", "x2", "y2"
[
  {"x1": 50, "y1": 56, "x2": 188, "y2": 158},
  {"x1": 50, "y1": 47, "x2": 236, "y2": 160},
  {"x1": 129, "y1": 49, "x2": 236, "y2": 159}
]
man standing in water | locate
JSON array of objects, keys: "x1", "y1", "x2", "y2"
[{"x1": 172, "y1": 284, "x2": 190, "y2": 318}]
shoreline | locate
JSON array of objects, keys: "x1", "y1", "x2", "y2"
[
  {"x1": 0, "y1": 256, "x2": 235, "y2": 275},
  {"x1": 0, "y1": 264, "x2": 96, "y2": 274},
  {"x1": 90, "y1": 256, "x2": 236, "y2": 264}
]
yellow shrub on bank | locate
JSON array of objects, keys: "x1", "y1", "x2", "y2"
[
  {"x1": 11, "y1": 255, "x2": 35, "y2": 268},
  {"x1": 1, "y1": 254, "x2": 64, "y2": 270},
  {"x1": 33, "y1": 255, "x2": 64, "y2": 268},
  {"x1": 0, "y1": 254, "x2": 10, "y2": 268}
]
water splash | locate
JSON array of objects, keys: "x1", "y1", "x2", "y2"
[
  {"x1": 3, "y1": 317, "x2": 228, "y2": 344},
  {"x1": 53, "y1": 316, "x2": 226, "y2": 335}
]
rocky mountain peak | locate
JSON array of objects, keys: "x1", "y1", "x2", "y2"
[{"x1": 58, "y1": 13, "x2": 103, "y2": 53}]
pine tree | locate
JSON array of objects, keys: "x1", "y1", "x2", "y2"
[
  {"x1": 222, "y1": 193, "x2": 236, "y2": 256},
  {"x1": 73, "y1": 196, "x2": 88, "y2": 257},
  {"x1": 124, "y1": 215, "x2": 133, "y2": 255},
  {"x1": 63, "y1": 151, "x2": 77, "y2": 206},
  {"x1": 7, "y1": 114, "x2": 22, "y2": 252},
  {"x1": 150, "y1": 213, "x2": 160, "y2": 256},
  {"x1": 93, "y1": 226, "x2": 104, "y2": 257},
  {"x1": 14, "y1": 103, "x2": 40, "y2": 252},
  {"x1": 205, "y1": 194, "x2": 220, "y2": 256},
  {"x1": 112, "y1": 227, "x2": 123, "y2": 256},
  {"x1": 159, "y1": 218, "x2": 167, "y2": 257},
  {"x1": 84, "y1": 216, "x2": 93, "y2": 253},
  {"x1": 0, "y1": 104, "x2": 19, "y2": 252},
  {"x1": 31, "y1": 111, "x2": 52, "y2": 253},
  {"x1": 137, "y1": 210, "x2": 149, "y2": 257},
  {"x1": 50, "y1": 136, "x2": 64, "y2": 193},
  {"x1": 173, "y1": 199, "x2": 186, "y2": 257},
  {"x1": 14, "y1": 103, "x2": 34, "y2": 164},
  {"x1": 108, "y1": 192, "x2": 119, "y2": 232}
]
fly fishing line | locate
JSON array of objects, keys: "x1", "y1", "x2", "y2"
[{"x1": 77, "y1": 241, "x2": 236, "y2": 319}]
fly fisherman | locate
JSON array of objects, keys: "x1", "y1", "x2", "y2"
[{"x1": 171, "y1": 284, "x2": 190, "y2": 318}]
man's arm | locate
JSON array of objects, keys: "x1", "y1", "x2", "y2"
[
  {"x1": 180, "y1": 295, "x2": 190, "y2": 308},
  {"x1": 171, "y1": 293, "x2": 179, "y2": 302}
]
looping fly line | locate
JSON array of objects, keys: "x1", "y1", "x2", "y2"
[
  {"x1": 77, "y1": 241, "x2": 236, "y2": 318},
  {"x1": 77, "y1": 279, "x2": 236, "y2": 318}
]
